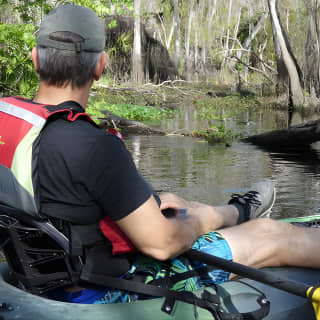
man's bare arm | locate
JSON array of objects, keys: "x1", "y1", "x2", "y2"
[{"x1": 116, "y1": 195, "x2": 238, "y2": 260}]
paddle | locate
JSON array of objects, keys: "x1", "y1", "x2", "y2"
[{"x1": 185, "y1": 248, "x2": 320, "y2": 319}]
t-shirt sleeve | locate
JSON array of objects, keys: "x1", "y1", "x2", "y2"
[{"x1": 85, "y1": 134, "x2": 153, "y2": 221}]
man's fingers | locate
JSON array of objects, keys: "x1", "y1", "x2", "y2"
[{"x1": 160, "y1": 201, "x2": 180, "y2": 211}]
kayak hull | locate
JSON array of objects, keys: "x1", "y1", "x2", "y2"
[{"x1": 0, "y1": 263, "x2": 318, "y2": 319}]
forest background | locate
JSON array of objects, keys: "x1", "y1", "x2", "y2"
[{"x1": 0, "y1": 0, "x2": 319, "y2": 142}]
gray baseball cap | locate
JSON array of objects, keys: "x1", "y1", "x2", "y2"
[{"x1": 37, "y1": 4, "x2": 105, "y2": 53}]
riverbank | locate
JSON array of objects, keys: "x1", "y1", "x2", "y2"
[{"x1": 88, "y1": 80, "x2": 279, "y2": 145}]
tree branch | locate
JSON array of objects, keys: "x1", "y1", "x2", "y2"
[{"x1": 229, "y1": 55, "x2": 276, "y2": 84}]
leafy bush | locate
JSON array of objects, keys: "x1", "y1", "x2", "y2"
[
  {"x1": 192, "y1": 124, "x2": 241, "y2": 147},
  {"x1": 0, "y1": 23, "x2": 37, "y2": 97}
]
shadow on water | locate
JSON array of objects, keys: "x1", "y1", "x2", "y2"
[{"x1": 256, "y1": 144, "x2": 320, "y2": 219}]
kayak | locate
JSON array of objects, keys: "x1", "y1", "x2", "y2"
[{"x1": 0, "y1": 215, "x2": 320, "y2": 320}]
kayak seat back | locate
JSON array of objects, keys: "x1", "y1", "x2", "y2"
[{"x1": 0, "y1": 204, "x2": 80, "y2": 295}]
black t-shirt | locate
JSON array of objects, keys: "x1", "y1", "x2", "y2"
[{"x1": 39, "y1": 113, "x2": 153, "y2": 225}]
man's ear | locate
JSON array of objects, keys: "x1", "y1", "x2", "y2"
[
  {"x1": 31, "y1": 47, "x2": 39, "y2": 73},
  {"x1": 94, "y1": 52, "x2": 107, "y2": 81}
]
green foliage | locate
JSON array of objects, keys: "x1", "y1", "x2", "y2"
[
  {"x1": 108, "y1": 19, "x2": 117, "y2": 29},
  {"x1": 238, "y1": 10, "x2": 262, "y2": 44},
  {"x1": 0, "y1": 23, "x2": 38, "y2": 97},
  {"x1": 9, "y1": 0, "x2": 134, "y2": 22},
  {"x1": 107, "y1": 104, "x2": 175, "y2": 121},
  {"x1": 107, "y1": 31, "x2": 133, "y2": 56},
  {"x1": 13, "y1": 0, "x2": 53, "y2": 23},
  {"x1": 235, "y1": 63, "x2": 244, "y2": 72},
  {"x1": 192, "y1": 124, "x2": 240, "y2": 147},
  {"x1": 71, "y1": 0, "x2": 134, "y2": 17},
  {"x1": 75, "y1": 0, "x2": 133, "y2": 17},
  {"x1": 86, "y1": 99, "x2": 176, "y2": 123},
  {"x1": 85, "y1": 103, "x2": 106, "y2": 121},
  {"x1": 0, "y1": 0, "x2": 135, "y2": 97},
  {"x1": 194, "y1": 95, "x2": 259, "y2": 119}
]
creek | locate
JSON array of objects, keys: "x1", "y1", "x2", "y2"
[{"x1": 125, "y1": 105, "x2": 320, "y2": 219}]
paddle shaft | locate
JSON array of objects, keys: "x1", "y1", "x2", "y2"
[{"x1": 185, "y1": 249, "x2": 310, "y2": 299}]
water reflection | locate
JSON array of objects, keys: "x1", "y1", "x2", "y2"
[
  {"x1": 125, "y1": 107, "x2": 320, "y2": 219},
  {"x1": 267, "y1": 145, "x2": 320, "y2": 218}
]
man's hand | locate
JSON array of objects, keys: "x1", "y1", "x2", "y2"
[
  {"x1": 159, "y1": 192, "x2": 189, "y2": 211},
  {"x1": 116, "y1": 195, "x2": 202, "y2": 260}
]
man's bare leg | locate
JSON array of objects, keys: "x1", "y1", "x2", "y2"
[{"x1": 219, "y1": 218, "x2": 320, "y2": 271}]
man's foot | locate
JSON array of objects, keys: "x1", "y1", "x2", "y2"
[{"x1": 228, "y1": 179, "x2": 276, "y2": 224}]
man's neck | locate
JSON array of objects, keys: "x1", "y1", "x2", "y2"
[{"x1": 33, "y1": 81, "x2": 91, "y2": 109}]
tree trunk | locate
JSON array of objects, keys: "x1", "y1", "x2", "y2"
[
  {"x1": 207, "y1": 0, "x2": 217, "y2": 34},
  {"x1": 268, "y1": 0, "x2": 304, "y2": 107},
  {"x1": 158, "y1": 14, "x2": 174, "y2": 50},
  {"x1": 185, "y1": 0, "x2": 194, "y2": 80},
  {"x1": 231, "y1": 7, "x2": 242, "y2": 53},
  {"x1": 132, "y1": 0, "x2": 145, "y2": 83},
  {"x1": 173, "y1": 0, "x2": 181, "y2": 71},
  {"x1": 269, "y1": 4, "x2": 288, "y2": 95},
  {"x1": 206, "y1": 0, "x2": 217, "y2": 77},
  {"x1": 228, "y1": 11, "x2": 268, "y2": 78},
  {"x1": 222, "y1": 0, "x2": 233, "y2": 68},
  {"x1": 237, "y1": 12, "x2": 268, "y2": 59},
  {"x1": 167, "y1": 17, "x2": 175, "y2": 50},
  {"x1": 304, "y1": 0, "x2": 320, "y2": 98},
  {"x1": 200, "y1": 0, "x2": 206, "y2": 69},
  {"x1": 194, "y1": 17, "x2": 199, "y2": 78}
]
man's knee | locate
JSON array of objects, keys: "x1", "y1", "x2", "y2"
[
  {"x1": 253, "y1": 217, "x2": 274, "y2": 231},
  {"x1": 224, "y1": 218, "x2": 290, "y2": 268},
  {"x1": 239, "y1": 218, "x2": 292, "y2": 256}
]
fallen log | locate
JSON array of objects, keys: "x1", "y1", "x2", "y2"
[
  {"x1": 244, "y1": 119, "x2": 320, "y2": 149},
  {"x1": 97, "y1": 110, "x2": 166, "y2": 136}
]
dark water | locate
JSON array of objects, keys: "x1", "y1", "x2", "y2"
[{"x1": 125, "y1": 106, "x2": 320, "y2": 219}]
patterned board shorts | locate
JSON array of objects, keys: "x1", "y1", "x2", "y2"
[{"x1": 48, "y1": 231, "x2": 232, "y2": 304}]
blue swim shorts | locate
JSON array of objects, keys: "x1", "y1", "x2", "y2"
[{"x1": 48, "y1": 231, "x2": 232, "y2": 304}]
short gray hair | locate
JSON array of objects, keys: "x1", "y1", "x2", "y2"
[{"x1": 36, "y1": 31, "x2": 102, "y2": 88}]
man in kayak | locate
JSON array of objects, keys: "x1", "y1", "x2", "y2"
[{"x1": 1, "y1": 4, "x2": 320, "y2": 305}]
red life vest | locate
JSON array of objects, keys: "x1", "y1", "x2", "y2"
[
  {"x1": 0, "y1": 96, "x2": 136, "y2": 254},
  {"x1": 0, "y1": 96, "x2": 94, "y2": 216}
]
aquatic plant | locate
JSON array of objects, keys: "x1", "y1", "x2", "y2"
[
  {"x1": 86, "y1": 99, "x2": 176, "y2": 124},
  {"x1": 192, "y1": 124, "x2": 241, "y2": 147}
]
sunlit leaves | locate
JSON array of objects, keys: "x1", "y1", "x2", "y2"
[
  {"x1": 0, "y1": 0, "x2": 135, "y2": 97},
  {"x1": 72, "y1": 0, "x2": 133, "y2": 16},
  {"x1": 0, "y1": 23, "x2": 37, "y2": 97}
]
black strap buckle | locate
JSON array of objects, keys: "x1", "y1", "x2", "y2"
[{"x1": 0, "y1": 303, "x2": 14, "y2": 312}]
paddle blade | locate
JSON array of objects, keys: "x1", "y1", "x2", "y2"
[{"x1": 307, "y1": 287, "x2": 320, "y2": 319}]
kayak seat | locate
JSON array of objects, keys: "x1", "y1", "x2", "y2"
[{"x1": 0, "y1": 203, "x2": 80, "y2": 295}]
